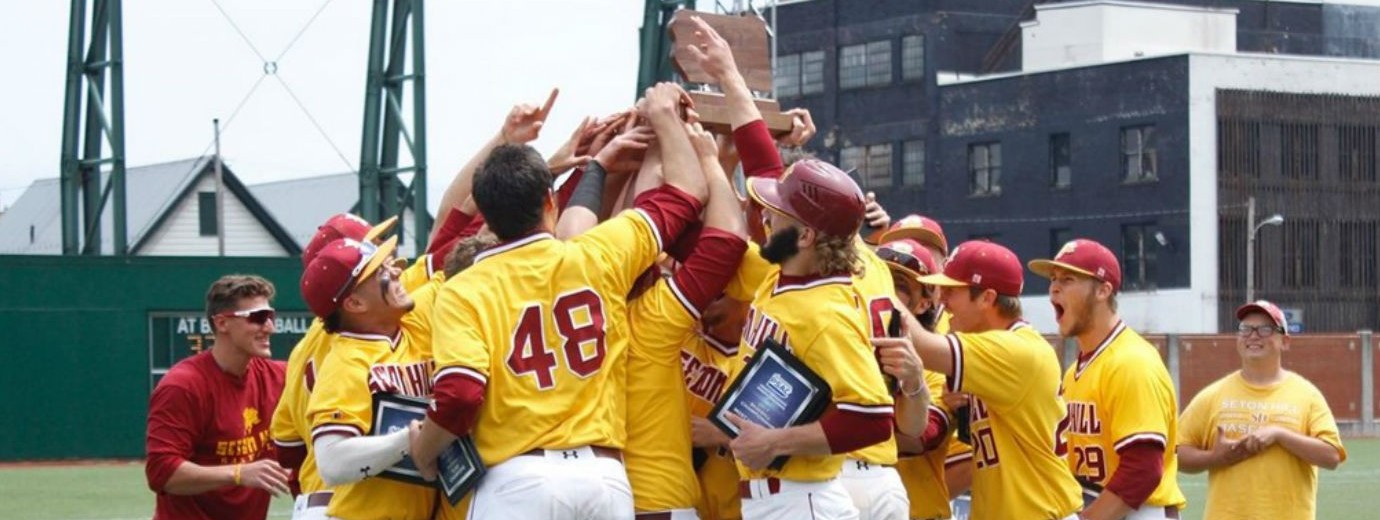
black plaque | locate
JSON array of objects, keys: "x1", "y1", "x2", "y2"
[
  {"x1": 709, "y1": 338, "x2": 832, "y2": 470},
  {"x1": 371, "y1": 393, "x2": 485, "y2": 506}
]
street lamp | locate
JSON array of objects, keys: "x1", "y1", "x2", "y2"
[{"x1": 1245, "y1": 195, "x2": 1284, "y2": 303}]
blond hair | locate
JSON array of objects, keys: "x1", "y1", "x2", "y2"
[{"x1": 814, "y1": 233, "x2": 862, "y2": 277}]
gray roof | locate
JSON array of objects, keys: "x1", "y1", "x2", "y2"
[
  {"x1": 248, "y1": 173, "x2": 420, "y2": 258},
  {"x1": 0, "y1": 157, "x2": 210, "y2": 255}
]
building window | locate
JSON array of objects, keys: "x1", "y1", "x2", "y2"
[
  {"x1": 1339, "y1": 221, "x2": 1377, "y2": 287},
  {"x1": 1283, "y1": 220, "x2": 1319, "y2": 288},
  {"x1": 902, "y1": 139, "x2": 925, "y2": 187},
  {"x1": 901, "y1": 35, "x2": 925, "y2": 81},
  {"x1": 801, "y1": 51, "x2": 825, "y2": 95},
  {"x1": 774, "y1": 51, "x2": 825, "y2": 98},
  {"x1": 842, "y1": 144, "x2": 893, "y2": 189},
  {"x1": 1050, "y1": 228, "x2": 1073, "y2": 257},
  {"x1": 773, "y1": 53, "x2": 801, "y2": 98},
  {"x1": 1281, "y1": 123, "x2": 1319, "y2": 180},
  {"x1": 1218, "y1": 120, "x2": 1261, "y2": 179},
  {"x1": 1050, "y1": 133, "x2": 1071, "y2": 188},
  {"x1": 1339, "y1": 125, "x2": 1377, "y2": 182},
  {"x1": 969, "y1": 142, "x2": 1002, "y2": 196},
  {"x1": 1121, "y1": 125, "x2": 1157, "y2": 183},
  {"x1": 1122, "y1": 223, "x2": 1158, "y2": 291},
  {"x1": 840, "y1": 41, "x2": 891, "y2": 90},
  {"x1": 198, "y1": 192, "x2": 218, "y2": 237}
]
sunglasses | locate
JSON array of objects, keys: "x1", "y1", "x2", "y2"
[
  {"x1": 333, "y1": 240, "x2": 382, "y2": 303},
  {"x1": 877, "y1": 247, "x2": 928, "y2": 276},
  {"x1": 220, "y1": 306, "x2": 276, "y2": 325},
  {"x1": 1238, "y1": 323, "x2": 1282, "y2": 338}
]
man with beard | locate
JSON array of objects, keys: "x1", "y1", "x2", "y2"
[
  {"x1": 1029, "y1": 239, "x2": 1185, "y2": 519},
  {"x1": 146, "y1": 274, "x2": 288, "y2": 520},
  {"x1": 301, "y1": 235, "x2": 447, "y2": 520},
  {"x1": 871, "y1": 240, "x2": 1082, "y2": 520},
  {"x1": 722, "y1": 159, "x2": 895, "y2": 520},
  {"x1": 1177, "y1": 300, "x2": 1345, "y2": 519}
]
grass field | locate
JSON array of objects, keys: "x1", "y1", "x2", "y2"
[{"x1": 2, "y1": 439, "x2": 1376, "y2": 519}]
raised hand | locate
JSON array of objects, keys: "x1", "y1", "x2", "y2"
[
  {"x1": 502, "y1": 88, "x2": 559, "y2": 144},
  {"x1": 686, "y1": 122, "x2": 719, "y2": 160},
  {"x1": 237, "y1": 459, "x2": 291, "y2": 497},
  {"x1": 594, "y1": 125, "x2": 656, "y2": 175},
  {"x1": 779, "y1": 108, "x2": 817, "y2": 147},
  {"x1": 683, "y1": 15, "x2": 739, "y2": 82},
  {"x1": 864, "y1": 192, "x2": 891, "y2": 230},
  {"x1": 639, "y1": 82, "x2": 693, "y2": 124},
  {"x1": 547, "y1": 116, "x2": 595, "y2": 175}
]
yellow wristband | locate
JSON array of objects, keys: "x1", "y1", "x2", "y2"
[{"x1": 232, "y1": 464, "x2": 243, "y2": 486}]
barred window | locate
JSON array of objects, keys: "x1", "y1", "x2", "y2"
[
  {"x1": 801, "y1": 51, "x2": 825, "y2": 95},
  {"x1": 901, "y1": 35, "x2": 925, "y2": 81},
  {"x1": 969, "y1": 142, "x2": 1002, "y2": 196},
  {"x1": 840, "y1": 41, "x2": 891, "y2": 90},
  {"x1": 1281, "y1": 124, "x2": 1319, "y2": 180},
  {"x1": 903, "y1": 140, "x2": 925, "y2": 187},
  {"x1": 1122, "y1": 125, "x2": 1157, "y2": 183},
  {"x1": 774, "y1": 53, "x2": 801, "y2": 98},
  {"x1": 1122, "y1": 223, "x2": 1158, "y2": 291}
]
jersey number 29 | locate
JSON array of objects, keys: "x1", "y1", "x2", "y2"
[{"x1": 507, "y1": 289, "x2": 607, "y2": 390}]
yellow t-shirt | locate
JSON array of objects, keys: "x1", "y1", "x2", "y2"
[
  {"x1": 895, "y1": 369, "x2": 954, "y2": 519},
  {"x1": 685, "y1": 333, "x2": 743, "y2": 520},
  {"x1": 846, "y1": 245, "x2": 900, "y2": 467},
  {"x1": 733, "y1": 272, "x2": 894, "y2": 482},
  {"x1": 625, "y1": 275, "x2": 703, "y2": 512},
  {"x1": 1178, "y1": 371, "x2": 1346, "y2": 520},
  {"x1": 431, "y1": 210, "x2": 662, "y2": 467},
  {"x1": 948, "y1": 322, "x2": 1082, "y2": 519},
  {"x1": 269, "y1": 319, "x2": 330, "y2": 494},
  {"x1": 1062, "y1": 321, "x2": 1185, "y2": 508},
  {"x1": 306, "y1": 277, "x2": 442, "y2": 520}
]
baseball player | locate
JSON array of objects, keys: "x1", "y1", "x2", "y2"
[
  {"x1": 876, "y1": 239, "x2": 960, "y2": 520},
  {"x1": 1177, "y1": 300, "x2": 1346, "y2": 519},
  {"x1": 619, "y1": 123, "x2": 749, "y2": 519},
  {"x1": 145, "y1": 274, "x2": 288, "y2": 520},
  {"x1": 878, "y1": 216, "x2": 976, "y2": 510},
  {"x1": 412, "y1": 82, "x2": 708, "y2": 520},
  {"x1": 719, "y1": 159, "x2": 894, "y2": 520},
  {"x1": 871, "y1": 241, "x2": 1082, "y2": 519},
  {"x1": 270, "y1": 214, "x2": 396, "y2": 518},
  {"x1": 688, "y1": 297, "x2": 751, "y2": 520},
  {"x1": 1029, "y1": 239, "x2": 1186, "y2": 519},
  {"x1": 301, "y1": 234, "x2": 450, "y2": 520}
]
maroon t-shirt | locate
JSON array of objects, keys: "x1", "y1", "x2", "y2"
[{"x1": 145, "y1": 350, "x2": 286, "y2": 520}]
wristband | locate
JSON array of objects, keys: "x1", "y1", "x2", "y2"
[{"x1": 232, "y1": 463, "x2": 243, "y2": 486}]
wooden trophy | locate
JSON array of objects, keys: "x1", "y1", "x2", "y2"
[{"x1": 668, "y1": 10, "x2": 795, "y2": 136}]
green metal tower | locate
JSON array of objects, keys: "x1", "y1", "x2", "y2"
[
  {"x1": 360, "y1": 0, "x2": 429, "y2": 254},
  {"x1": 60, "y1": 0, "x2": 126, "y2": 255},
  {"x1": 637, "y1": 0, "x2": 694, "y2": 97}
]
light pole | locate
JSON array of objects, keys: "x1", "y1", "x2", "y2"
[{"x1": 1245, "y1": 195, "x2": 1284, "y2": 303}]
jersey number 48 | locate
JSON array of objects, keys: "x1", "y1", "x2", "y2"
[{"x1": 506, "y1": 289, "x2": 607, "y2": 390}]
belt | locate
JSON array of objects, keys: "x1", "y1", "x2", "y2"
[
  {"x1": 1165, "y1": 506, "x2": 1180, "y2": 519},
  {"x1": 520, "y1": 446, "x2": 623, "y2": 462},
  {"x1": 737, "y1": 477, "x2": 781, "y2": 499},
  {"x1": 634, "y1": 513, "x2": 671, "y2": 520},
  {"x1": 305, "y1": 491, "x2": 333, "y2": 508}
]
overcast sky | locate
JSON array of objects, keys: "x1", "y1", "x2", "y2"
[{"x1": 0, "y1": 0, "x2": 700, "y2": 212}]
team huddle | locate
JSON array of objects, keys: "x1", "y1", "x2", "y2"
[{"x1": 143, "y1": 17, "x2": 1349, "y2": 520}]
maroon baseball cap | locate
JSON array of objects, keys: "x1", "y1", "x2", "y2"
[
  {"x1": 1236, "y1": 300, "x2": 1290, "y2": 336},
  {"x1": 746, "y1": 159, "x2": 866, "y2": 238},
  {"x1": 302, "y1": 214, "x2": 398, "y2": 268},
  {"x1": 879, "y1": 214, "x2": 949, "y2": 256},
  {"x1": 1028, "y1": 238, "x2": 1123, "y2": 292},
  {"x1": 919, "y1": 240, "x2": 1024, "y2": 297},
  {"x1": 301, "y1": 236, "x2": 399, "y2": 319},
  {"x1": 877, "y1": 238, "x2": 938, "y2": 283}
]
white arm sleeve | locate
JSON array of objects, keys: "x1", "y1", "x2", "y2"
[{"x1": 313, "y1": 429, "x2": 410, "y2": 487}]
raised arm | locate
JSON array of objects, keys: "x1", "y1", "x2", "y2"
[
  {"x1": 688, "y1": 123, "x2": 746, "y2": 239},
  {"x1": 640, "y1": 82, "x2": 708, "y2": 204},
  {"x1": 683, "y1": 16, "x2": 759, "y2": 131},
  {"x1": 429, "y1": 89, "x2": 558, "y2": 244}
]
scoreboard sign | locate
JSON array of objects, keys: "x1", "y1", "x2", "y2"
[{"x1": 148, "y1": 311, "x2": 314, "y2": 390}]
